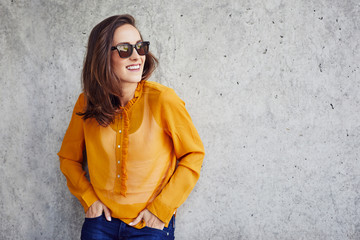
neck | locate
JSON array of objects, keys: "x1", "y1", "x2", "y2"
[{"x1": 119, "y1": 82, "x2": 139, "y2": 107}]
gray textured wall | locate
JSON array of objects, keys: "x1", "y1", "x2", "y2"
[{"x1": 1, "y1": 0, "x2": 359, "y2": 239}]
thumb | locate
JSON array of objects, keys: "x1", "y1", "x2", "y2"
[
  {"x1": 129, "y1": 211, "x2": 144, "y2": 226},
  {"x1": 103, "y1": 205, "x2": 112, "y2": 222}
]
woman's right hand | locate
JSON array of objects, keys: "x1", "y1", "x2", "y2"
[{"x1": 85, "y1": 200, "x2": 112, "y2": 221}]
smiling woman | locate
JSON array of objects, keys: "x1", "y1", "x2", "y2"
[
  {"x1": 110, "y1": 25, "x2": 146, "y2": 91},
  {"x1": 57, "y1": 14, "x2": 205, "y2": 240},
  {"x1": 77, "y1": 15, "x2": 158, "y2": 127}
]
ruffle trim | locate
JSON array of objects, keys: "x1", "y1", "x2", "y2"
[
  {"x1": 122, "y1": 80, "x2": 145, "y2": 112},
  {"x1": 119, "y1": 109, "x2": 129, "y2": 196},
  {"x1": 118, "y1": 80, "x2": 145, "y2": 196}
]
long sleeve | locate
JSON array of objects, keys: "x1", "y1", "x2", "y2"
[
  {"x1": 146, "y1": 88, "x2": 205, "y2": 225},
  {"x1": 58, "y1": 94, "x2": 99, "y2": 212}
]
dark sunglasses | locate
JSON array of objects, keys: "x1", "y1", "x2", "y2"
[{"x1": 111, "y1": 41, "x2": 150, "y2": 58}]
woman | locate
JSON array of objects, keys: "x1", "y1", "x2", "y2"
[{"x1": 58, "y1": 14, "x2": 205, "y2": 239}]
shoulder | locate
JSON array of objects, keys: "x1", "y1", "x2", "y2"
[
  {"x1": 74, "y1": 92, "x2": 87, "y2": 111},
  {"x1": 143, "y1": 81, "x2": 172, "y2": 94},
  {"x1": 143, "y1": 81, "x2": 183, "y2": 106}
]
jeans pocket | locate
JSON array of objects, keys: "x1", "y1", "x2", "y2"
[
  {"x1": 144, "y1": 226, "x2": 170, "y2": 237},
  {"x1": 81, "y1": 213, "x2": 112, "y2": 240},
  {"x1": 145, "y1": 223, "x2": 175, "y2": 237}
]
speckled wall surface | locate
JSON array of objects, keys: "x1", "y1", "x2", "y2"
[{"x1": 1, "y1": 0, "x2": 359, "y2": 239}]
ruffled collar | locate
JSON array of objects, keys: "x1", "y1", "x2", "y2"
[{"x1": 119, "y1": 80, "x2": 145, "y2": 112}]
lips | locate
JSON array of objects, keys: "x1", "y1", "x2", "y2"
[{"x1": 126, "y1": 64, "x2": 140, "y2": 70}]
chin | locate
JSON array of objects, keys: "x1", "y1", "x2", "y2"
[{"x1": 122, "y1": 77, "x2": 142, "y2": 84}]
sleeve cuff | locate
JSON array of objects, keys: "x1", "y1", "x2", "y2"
[
  {"x1": 81, "y1": 186, "x2": 99, "y2": 213},
  {"x1": 147, "y1": 199, "x2": 175, "y2": 227}
]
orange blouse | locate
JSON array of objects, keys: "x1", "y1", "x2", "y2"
[{"x1": 58, "y1": 80, "x2": 205, "y2": 228}]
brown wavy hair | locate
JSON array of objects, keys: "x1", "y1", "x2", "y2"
[{"x1": 77, "y1": 14, "x2": 158, "y2": 126}]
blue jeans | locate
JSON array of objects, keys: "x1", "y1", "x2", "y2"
[{"x1": 81, "y1": 213, "x2": 175, "y2": 240}]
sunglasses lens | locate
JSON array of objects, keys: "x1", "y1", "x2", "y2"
[
  {"x1": 117, "y1": 44, "x2": 132, "y2": 58},
  {"x1": 114, "y1": 42, "x2": 149, "y2": 58},
  {"x1": 136, "y1": 42, "x2": 149, "y2": 55}
]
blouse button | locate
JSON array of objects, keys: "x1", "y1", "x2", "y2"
[
  {"x1": 117, "y1": 175, "x2": 120, "y2": 178},
  {"x1": 118, "y1": 145, "x2": 121, "y2": 148},
  {"x1": 119, "y1": 130, "x2": 122, "y2": 133},
  {"x1": 118, "y1": 161, "x2": 120, "y2": 164}
]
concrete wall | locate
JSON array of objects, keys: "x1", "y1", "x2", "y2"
[{"x1": 1, "y1": 0, "x2": 359, "y2": 239}]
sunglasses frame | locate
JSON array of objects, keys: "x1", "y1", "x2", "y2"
[{"x1": 111, "y1": 41, "x2": 150, "y2": 58}]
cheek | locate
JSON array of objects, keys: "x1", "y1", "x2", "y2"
[{"x1": 111, "y1": 56, "x2": 126, "y2": 71}]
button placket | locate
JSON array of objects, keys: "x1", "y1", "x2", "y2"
[
  {"x1": 115, "y1": 112, "x2": 123, "y2": 183},
  {"x1": 118, "y1": 123, "x2": 122, "y2": 165},
  {"x1": 115, "y1": 109, "x2": 130, "y2": 195}
]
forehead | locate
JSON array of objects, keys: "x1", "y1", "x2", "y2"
[{"x1": 112, "y1": 24, "x2": 141, "y2": 44}]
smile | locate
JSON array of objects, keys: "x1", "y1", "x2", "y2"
[{"x1": 126, "y1": 64, "x2": 140, "y2": 70}]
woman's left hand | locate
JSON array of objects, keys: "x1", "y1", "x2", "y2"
[{"x1": 129, "y1": 209, "x2": 165, "y2": 230}]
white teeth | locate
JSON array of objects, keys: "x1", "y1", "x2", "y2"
[{"x1": 127, "y1": 65, "x2": 140, "y2": 70}]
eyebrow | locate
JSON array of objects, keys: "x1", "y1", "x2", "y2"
[{"x1": 115, "y1": 40, "x2": 142, "y2": 45}]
